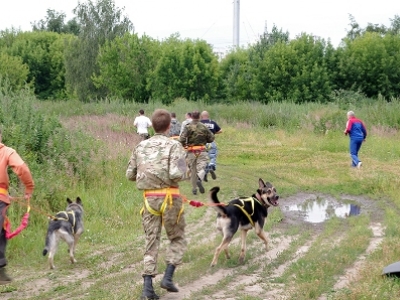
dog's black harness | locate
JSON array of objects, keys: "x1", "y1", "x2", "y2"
[
  {"x1": 233, "y1": 197, "x2": 263, "y2": 227},
  {"x1": 53, "y1": 211, "x2": 76, "y2": 233}
]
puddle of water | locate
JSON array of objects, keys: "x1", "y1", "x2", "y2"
[{"x1": 284, "y1": 200, "x2": 361, "y2": 223}]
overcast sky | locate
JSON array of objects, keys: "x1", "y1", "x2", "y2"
[{"x1": 0, "y1": 0, "x2": 398, "y2": 51}]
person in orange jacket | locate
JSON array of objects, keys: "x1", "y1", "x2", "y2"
[{"x1": 0, "y1": 128, "x2": 34, "y2": 284}]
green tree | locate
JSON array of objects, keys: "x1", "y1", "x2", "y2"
[
  {"x1": 249, "y1": 25, "x2": 291, "y2": 100},
  {"x1": 94, "y1": 33, "x2": 160, "y2": 102},
  {"x1": 256, "y1": 34, "x2": 331, "y2": 103},
  {"x1": 219, "y1": 48, "x2": 252, "y2": 101},
  {"x1": 31, "y1": 9, "x2": 80, "y2": 35},
  {"x1": 337, "y1": 32, "x2": 400, "y2": 98},
  {"x1": 0, "y1": 52, "x2": 30, "y2": 91},
  {"x1": 1, "y1": 31, "x2": 71, "y2": 99},
  {"x1": 64, "y1": 0, "x2": 133, "y2": 101},
  {"x1": 150, "y1": 35, "x2": 219, "y2": 104}
]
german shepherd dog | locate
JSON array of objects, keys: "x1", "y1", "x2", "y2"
[
  {"x1": 43, "y1": 197, "x2": 84, "y2": 269},
  {"x1": 209, "y1": 179, "x2": 279, "y2": 267}
]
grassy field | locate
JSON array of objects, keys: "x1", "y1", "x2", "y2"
[{"x1": 1, "y1": 97, "x2": 400, "y2": 299}]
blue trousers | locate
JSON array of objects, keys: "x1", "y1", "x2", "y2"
[
  {"x1": 206, "y1": 142, "x2": 218, "y2": 169},
  {"x1": 349, "y1": 138, "x2": 363, "y2": 167}
]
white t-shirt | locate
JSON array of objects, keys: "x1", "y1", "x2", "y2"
[{"x1": 134, "y1": 115, "x2": 152, "y2": 134}]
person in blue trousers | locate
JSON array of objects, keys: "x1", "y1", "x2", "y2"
[
  {"x1": 344, "y1": 111, "x2": 367, "y2": 168},
  {"x1": 200, "y1": 111, "x2": 222, "y2": 181}
]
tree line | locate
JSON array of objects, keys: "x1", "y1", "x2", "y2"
[{"x1": 0, "y1": 0, "x2": 399, "y2": 104}]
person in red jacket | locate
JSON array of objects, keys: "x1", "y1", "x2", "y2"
[
  {"x1": 344, "y1": 111, "x2": 367, "y2": 168},
  {"x1": 0, "y1": 128, "x2": 34, "y2": 284}
]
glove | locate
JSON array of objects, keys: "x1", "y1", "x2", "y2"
[{"x1": 189, "y1": 200, "x2": 204, "y2": 207}]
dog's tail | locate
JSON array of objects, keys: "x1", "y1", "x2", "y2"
[
  {"x1": 43, "y1": 228, "x2": 52, "y2": 256},
  {"x1": 209, "y1": 187, "x2": 228, "y2": 216}
]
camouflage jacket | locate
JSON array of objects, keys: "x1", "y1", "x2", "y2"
[
  {"x1": 126, "y1": 134, "x2": 187, "y2": 190},
  {"x1": 179, "y1": 120, "x2": 214, "y2": 147},
  {"x1": 168, "y1": 119, "x2": 181, "y2": 137}
]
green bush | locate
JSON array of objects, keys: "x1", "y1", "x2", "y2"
[{"x1": 0, "y1": 54, "x2": 29, "y2": 91}]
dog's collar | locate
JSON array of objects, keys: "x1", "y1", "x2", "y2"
[{"x1": 255, "y1": 193, "x2": 268, "y2": 206}]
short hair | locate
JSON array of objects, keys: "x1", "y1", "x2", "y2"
[
  {"x1": 347, "y1": 111, "x2": 355, "y2": 117},
  {"x1": 152, "y1": 109, "x2": 171, "y2": 133},
  {"x1": 201, "y1": 111, "x2": 209, "y2": 119},
  {"x1": 139, "y1": 109, "x2": 144, "y2": 115},
  {"x1": 187, "y1": 112, "x2": 192, "y2": 117},
  {"x1": 191, "y1": 111, "x2": 200, "y2": 120},
  {"x1": 171, "y1": 112, "x2": 176, "y2": 118}
]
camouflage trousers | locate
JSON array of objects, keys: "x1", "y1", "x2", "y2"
[
  {"x1": 186, "y1": 151, "x2": 208, "y2": 189},
  {"x1": 142, "y1": 196, "x2": 187, "y2": 276}
]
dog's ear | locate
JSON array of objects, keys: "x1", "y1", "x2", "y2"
[
  {"x1": 76, "y1": 197, "x2": 82, "y2": 205},
  {"x1": 67, "y1": 198, "x2": 72, "y2": 204},
  {"x1": 258, "y1": 178, "x2": 266, "y2": 189}
]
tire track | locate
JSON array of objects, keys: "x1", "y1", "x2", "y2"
[{"x1": 318, "y1": 222, "x2": 384, "y2": 300}]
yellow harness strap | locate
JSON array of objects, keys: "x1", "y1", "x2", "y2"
[
  {"x1": 141, "y1": 187, "x2": 184, "y2": 223},
  {"x1": 55, "y1": 211, "x2": 76, "y2": 233},
  {"x1": 233, "y1": 197, "x2": 261, "y2": 227},
  {"x1": 0, "y1": 188, "x2": 8, "y2": 196}
]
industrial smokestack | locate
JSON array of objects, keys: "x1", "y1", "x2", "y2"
[{"x1": 233, "y1": 0, "x2": 240, "y2": 47}]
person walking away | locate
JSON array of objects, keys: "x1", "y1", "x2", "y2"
[
  {"x1": 179, "y1": 111, "x2": 214, "y2": 195},
  {"x1": 134, "y1": 109, "x2": 152, "y2": 141},
  {"x1": 344, "y1": 111, "x2": 367, "y2": 168},
  {"x1": 126, "y1": 109, "x2": 188, "y2": 299},
  {"x1": 0, "y1": 128, "x2": 34, "y2": 284},
  {"x1": 179, "y1": 112, "x2": 192, "y2": 135},
  {"x1": 200, "y1": 111, "x2": 222, "y2": 181},
  {"x1": 168, "y1": 112, "x2": 181, "y2": 139}
]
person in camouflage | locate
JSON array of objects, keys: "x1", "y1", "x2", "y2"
[
  {"x1": 126, "y1": 109, "x2": 188, "y2": 300},
  {"x1": 179, "y1": 111, "x2": 214, "y2": 195},
  {"x1": 168, "y1": 112, "x2": 181, "y2": 138}
]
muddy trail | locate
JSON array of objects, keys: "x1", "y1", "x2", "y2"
[
  {"x1": 2, "y1": 192, "x2": 384, "y2": 300},
  {"x1": 1, "y1": 115, "x2": 387, "y2": 300}
]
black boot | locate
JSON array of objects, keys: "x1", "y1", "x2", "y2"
[
  {"x1": 0, "y1": 267, "x2": 12, "y2": 285},
  {"x1": 140, "y1": 275, "x2": 159, "y2": 300},
  {"x1": 160, "y1": 264, "x2": 179, "y2": 292},
  {"x1": 203, "y1": 165, "x2": 209, "y2": 182}
]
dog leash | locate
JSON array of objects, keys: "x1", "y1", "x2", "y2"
[
  {"x1": 3, "y1": 196, "x2": 32, "y2": 239},
  {"x1": 181, "y1": 194, "x2": 226, "y2": 208},
  {"x1": 9, "y1": 196, "x2": 57, "y2": 220}
]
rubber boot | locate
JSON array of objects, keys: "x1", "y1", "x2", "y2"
[
  {"x1": 140, "y1": 275, "x2": 159, "y2": 300},
  {"x1": 160, "y1": 264, "x2": 179, "y2": 292},
  {"x1": 0, "y1": 267, "x2": 12, "y2": 285}
]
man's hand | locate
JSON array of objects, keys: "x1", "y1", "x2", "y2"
[{"x1": 24, "y1": 193, "x2": 32, "y2": 200}]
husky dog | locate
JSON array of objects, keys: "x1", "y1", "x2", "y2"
[
  {"x1": 43, "y1": 197, "x2": 84, "y2": 269},
  {"x1": 209, "y1": 179, "x2": 279, "y2": 267}
]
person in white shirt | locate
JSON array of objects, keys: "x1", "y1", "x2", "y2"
[
  {"x1": 179, "y1": 112, "x2": 192, "y2": 135},
  {"x1": 134, "y1": 109, "x2": 152, "y2": 140}
]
